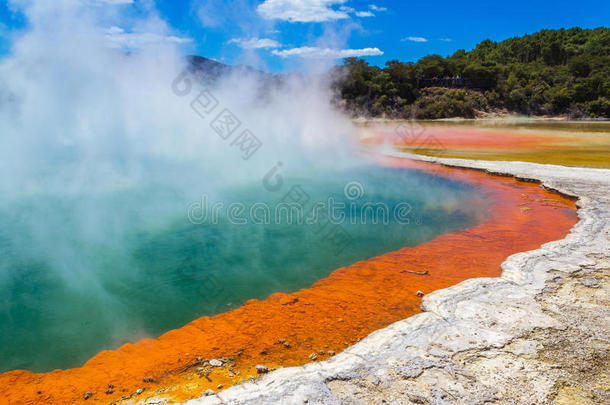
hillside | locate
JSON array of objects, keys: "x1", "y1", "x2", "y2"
[{"x1": 331, "y1": 27, "x2": 610, "y2": 119}]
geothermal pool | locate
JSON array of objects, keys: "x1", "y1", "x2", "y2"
[
  {"x1": 0, "y1": 158, "x2": 578, "y2": 404},
  {"x1": 0, "y1": 165, "x2": 486, "y2": 373}
]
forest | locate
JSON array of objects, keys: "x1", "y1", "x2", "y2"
[{"x1": 331, "y1": 27, "x2": 610, "y2": 119}]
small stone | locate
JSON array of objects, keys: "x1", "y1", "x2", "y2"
[
  {"x1": 217, "y1": 384, "x2": 223, "y2": 389},
  {"x1": 135, "y1": 388, "x2": 144, "y2": 395},
  {"x1": 408, "y1": 394, "x2": 428, "y2": 404},
  {"x1": 255, "y1": 364, "x2": 269, "y2": 374},
  {"x1": 328, "y1": 350, "x2": 336, "y2": 356},
  {"x1": 582, "y1": 278, "x2": 599, "y2": 288},
  {"x1": 260, "y1": 349, "x2": 268, "y2": 355},
  {"x1": 83, "y1": 392, "x2": 92, "y2": 400},
  {"x1": 105, "y1": 388, "x2": 114, "y2": 395},
  {"x1": 337, "y1": 318, "x2": 344, "y2": 322},
  {"x1": 108, "y1": 384, "x2": 114, "y2": 389},
  {"x1": 209, "y1": 359, "x2": 223, "y2": 367},
  {"x1": 309, "y1": 353, "x2": 318, "y2": 361},
  {"x1": 283, "y1": 342, "x2": 291, "y2": 348},
  {"x1": 36, "y1": 391, "x2": 42, "y2": 395},
  {"x1": 204, "y1": 389, "x2": 215, "y2": 396},
  {"x1": 416, "y1": 290, "x2": 424, "y2": 297},
  {"x1": 319, "y1": 350, "x2": 325, "y2": 355},
  {"x1": 278, "y1": 338, "x2": 286, "y2": 344},
  {"x1": 143, "y1": 376, "x2": 154, "y2": 383},
  {"x1": 279, "y1": 295, "x2": 298, "y2": 305}
]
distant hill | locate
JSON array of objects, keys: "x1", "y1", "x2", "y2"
[
  {"x1": 186, "y1": 55, "x2": 281, "y2": 87},
  {"x1": 331, "y1": 27, "x2": 610, "y2": 119}
]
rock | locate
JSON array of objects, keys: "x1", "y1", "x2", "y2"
[
  {"x1": 256, "y1": 365, "x2": 269, "y2": 374},
  {"x1": 204, "y1": 389, "x2": 215, "y2": 396},
  {"x1": 143, "y1": 376, "x2": 154, "y2": 383},
  {"x1": 396, "y1": 357, "x2": 435, "y2": 379},
  {"x1": 135, "y1": 388, "x2": 144, "y2": 395},
  {"x1": 319, "y1": 350, "x2": 325, "y2": 355},
  {"x1": 279, "y1": 295, "x2": 298, "y2": 305},
  {"x1": 105, "y1": 388, "x2": 114, "y2": 394},
  {"x1": 582, "y1": 278, "x2": 599, "y2": 288},
  {"x1": 260, "y1": 349, "x2": 268, "y2": 355},
  {"x1": 309, "y1": 353, "x2": 318, "y2": 361},
  {"x1": 278, "y1": 338, "x2": 286, "y2": 344},
  {"x1": 408, "y1": 394, "x2": 428, "y2": 404},
  {"x1": 328, "y1": 350, "x2": 336, "y2": 356},
  {"x1": 209, "y1": 359, "x2": 223, "y2": 367},
  {"x1": 283, "y1": 342, "x2": 291, "y2": 348},
  {"x1": 217, "y1": 384, "x2": 223, "y2": 389},
  {"x1": 416, "y1": 290, "x2": 424, "y2": 297},
  {"x1": 83, "y1": 392, "x2": 92, "y2": 400}
]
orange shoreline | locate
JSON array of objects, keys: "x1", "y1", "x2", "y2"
[{"x1": 0, "y1": 157, "x2": 578, "y2": 404}]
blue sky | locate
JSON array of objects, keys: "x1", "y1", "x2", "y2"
[{"x1": 1, "y1": 0, "x2": 609, "y2": 72}]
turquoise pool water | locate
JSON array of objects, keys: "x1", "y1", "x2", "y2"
[{"x1": 0, "y1": 165, "x2": 487, "y2": 372}]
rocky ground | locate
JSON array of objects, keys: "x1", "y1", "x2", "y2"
[{"x1": 137, "y1": 154, "x2": 609, "y2": 405}]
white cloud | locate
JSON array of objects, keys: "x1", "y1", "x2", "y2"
[
  {"x1": 106, "y1": 26, "x2": 124, "y2": 34},
  {"x1": 440, "y1": 37, "x2": 452, "y2": 42},
  {"x1": 369, "y1": 4, "x2": 387, "y2": 11},
  {"x1": 340, "y1": 5, "x2": 375, "y2": 18},
  {"x1": 228, "y1": 37, "x2": 282, "y2": 49},
  {"x1": 272, "y1": 46, "x2": 383, "y2": 59},
  {"x1": 104, "y1": 26, "x2": 192, "y2": 49},
  {"x1": 401, "y1": 36, "x2": 428, "y2": 42},
  {"x1": 257, "y1": 0, "x2": 350, "y2": 23},
  {"x1": 339, "y1": 6, "x2": 355, "y2": 12}
]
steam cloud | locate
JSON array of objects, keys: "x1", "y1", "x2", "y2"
[{"x1": 0, "y1": 0, "x2": 358, "y2": 369}]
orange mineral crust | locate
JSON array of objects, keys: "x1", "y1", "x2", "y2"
[{"x1": 0, "y1": 158, "x2": 577, "y2": 405}]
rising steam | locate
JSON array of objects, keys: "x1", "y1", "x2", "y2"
[{"x1": 0, "y1": 0, "x2": 358, "y2": 370}]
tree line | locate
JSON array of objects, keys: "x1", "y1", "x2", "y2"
[{"x1": 330, "y1": 27, "x2": 609, "y2": 119}]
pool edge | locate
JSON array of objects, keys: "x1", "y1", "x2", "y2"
[{"x1": 181, "y1": 154, "x2": 610, "y2": 404}]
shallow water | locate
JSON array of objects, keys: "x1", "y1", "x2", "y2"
[{"x1": 0, "y1": 166, "x2": 486, "y2": 373}]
